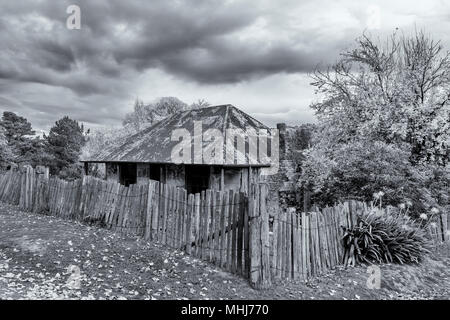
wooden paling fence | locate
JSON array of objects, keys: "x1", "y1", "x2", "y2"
[
  {"x1": 1, "y1": 166, "x2": 448, "y2": 289},
  {"x1": 269, "y1": 201, "x2": 450, "y2": 282},
  {"x1": 427, "y1": 212, "x2": 450, "y2": 246},
  {"x1": 269, "y1": 201, "x2": 362, "y2": 281},
  {"x1": 0, "y1": 167, "x2": 271, "y2": 288}
]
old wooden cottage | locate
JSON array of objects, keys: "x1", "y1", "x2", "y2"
[{"x1": 81, "y1": 104, "x2": 279, "y2": 195}]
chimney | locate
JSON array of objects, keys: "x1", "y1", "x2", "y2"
[{"x1": 277, "y1": 123, "x2": 287, "y2": 160}]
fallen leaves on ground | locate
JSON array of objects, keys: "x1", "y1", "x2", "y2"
[{"x1": 1, "y1": 202, "x2": 450, "y2": 300}]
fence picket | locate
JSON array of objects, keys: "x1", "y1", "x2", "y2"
[
  {"x1": 286, "y1": 209, "x2": 292, "y2": 279},
  {"x1": 226, "y1": 190, "x2": 234, "y2": 271},
  {"x1": 151, "y1": 181, "x2": 160, "y2": 240},
  {"x1": 291, "y1": 209, "x2": 298, "y2": 280},
  {"x1": 172, "y1": 187, "x2": 178, "y2": 247},
  {"x1": 185, "y1": 193, "x2": 194, "y2": 254},
  {"x1": 281, "y1": 210, "x2": 287, "y2": 279},
  {"x1": 231, "y1": 191, "x2": 239, "y2": 274},
  {"x1": 243, "y1": 193, "x2": 250, "y2": 278},
  {"x1": 214, "y1": 191, "x2": 222, "y2": 265},
  {"x1": 161, "y1": 184, "x2": 169, "y2": 244},
  {"x1": 271, "y1": 211, "x2": 278, "y2": 279},
  {"x1": 219, "y1": 191, "x2": 227, "y2": 268},
  {"x1": 199, "y1": 191, "x2": 206, "y2": 259},
  {"x1": 210, "y1": 190, "x2": 217, "y2": 263},
  {"x1": 193, "y1": 193, "x2": 201, "y2": 257},
  {"x1": 237, "y1": 192, "x2": 244, "y2": 275}
]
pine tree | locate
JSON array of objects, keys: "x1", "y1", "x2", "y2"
[
  {"x1": 0, "y1": 124, "x2": 13, "y2": 169},
  {"x1": 45, "y1": 116, "x2": 85, "y2": 178},
  {"x1": 0, "y1": 111, "x2": 41, "y2": 166}
]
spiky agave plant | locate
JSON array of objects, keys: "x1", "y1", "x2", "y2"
[{"x1": 342, "y1": 208, "x2": 431, "y2": 266}]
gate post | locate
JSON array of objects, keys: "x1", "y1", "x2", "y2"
[{"x1": 249, "y1": 183, "x2": 272, "y2": 289}]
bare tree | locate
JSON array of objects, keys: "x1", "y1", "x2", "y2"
[
  {"x1": 190, "y1": 99, "x2": 211, "y2": 109},
  {"x1": 122, "y1": 97, "x2": 188, "y2": 131}
]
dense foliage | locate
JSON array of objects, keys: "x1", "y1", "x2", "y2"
[
  {"x1": 44, "y1": 116, "x2": 86, "y2": 179},
  {"x1": 0, "y1": 111, "x2": 86, "y2": 179},
  {"x1": 0, "y1": 111, "x2": 48, "y2": 168},
  {"x1": 342, "y1": 206, "x2": 431, "y2": 265},
  {"x1": 300, "y1": 30, "x2": 450, "y2": 215},
  {"x1": 0, "y1": 125, "x2": 13, "y2": 168}
]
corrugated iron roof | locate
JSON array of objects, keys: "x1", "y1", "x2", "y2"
[{"x1": 82, "y1": 104, "x2": 273, "y2": 166}]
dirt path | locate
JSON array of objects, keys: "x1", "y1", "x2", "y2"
[{"x1": 1, "y1": 202, "x2": 449, "y2": 300}]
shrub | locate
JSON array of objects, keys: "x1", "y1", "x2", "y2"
[
  {"x1": 58, "y1": 163, "x2": 83, "y2": 181},
  {"x1": 300, "y1": 139, "x2": 450, "y2": 218},
  {"x1": 342, "y1": 207, "x2": 431, "y2": 266}
]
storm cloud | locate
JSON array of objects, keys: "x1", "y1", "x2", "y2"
[{"x1": 1, "y1": 0, "x2": 450, "y2": 131}]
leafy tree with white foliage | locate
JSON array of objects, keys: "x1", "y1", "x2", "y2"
[
  {"x1": 310, "y1": 30, "x2": 449, "y2": 165},
  {"x1": 301, "y1": 30, "x2": 450, "y2": 215}
]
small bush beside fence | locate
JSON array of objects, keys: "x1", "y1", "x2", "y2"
[{"x1": 269, "y1": 201, "x2": 450, "y2": 282}]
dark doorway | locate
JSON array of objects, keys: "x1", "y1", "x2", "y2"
[
  {"x1": 185, "y1": 165, "x2": 210, "y2": 194},
  {"x1": 119, "y1": 163, "x2": 137, "y2": 186},
  {"x1": 149, "y1": 164, "x2": 161, "y2": 181}
]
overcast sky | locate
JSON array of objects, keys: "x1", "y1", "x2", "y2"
[{"x1": 1, "y1": 0, "x2": 450, "y2": 133}]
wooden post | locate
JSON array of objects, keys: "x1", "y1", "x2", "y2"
[
  {"x1": 231, "y1": 192, "x2": 238, "y2": 273},
  {"x1": 281, "y1": 210, "x2": 287, "y2": 278},
  {"x1": 84, "y1": 162, "x2": 89, "y2": 176},
  {"x1": 441, "y1": 213, "x2": 448, "y2": 242},
  {"x1": 243, "y1": 192, "x2": 250, "y2": 278},
  {"x1": 291, "y1": 208, "x2": 298, "y2": 280},
  {"x1": 276, "y1": 211, "x2": 283, "y2": 279},
  {"x1": 226, "y1": 190, "x2": 234, "y2": 271},
  {"x1": 220, "y1": 191, "x2": 229, "y2": 268},
  {"x1": 186, "y1": 193, "x2": 194, "y2": 255},
  {"x1": 210, "y1": 190, "x2": 217, "y2": 262},
  {"x1": 248, "y1": 183, "x2": 272, "y2": 289},
  {"x1": 145, "y1": 181, "x2": 154, "y2": 240},
  {"x1": 286, "y1": 209, "x2": 292, "y2": 278},
  {"x1": 151, "y1": 182, "x2": 160, "y2": 241},
  {"x1": 194, "y1": 193, "x2": 201, "y2": 257},
  {"x1": 237, "y1": 192, "x2": 244, "y2": 275},
  {"x1": 304, "y1": 212, "x2": 311, "y2": 278},
  {"x1": 303, "y1": 187, "x2": 310, "y2": 213},
  {"x1": 202, "y1": 191, "x2": 210, "y2": 260},
  {"x1": 220, "y1": 167, "x2": 225, "y2": 191},
  {"x1": 214, "y1": 191, "x2": 222, "y2": 265}
]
